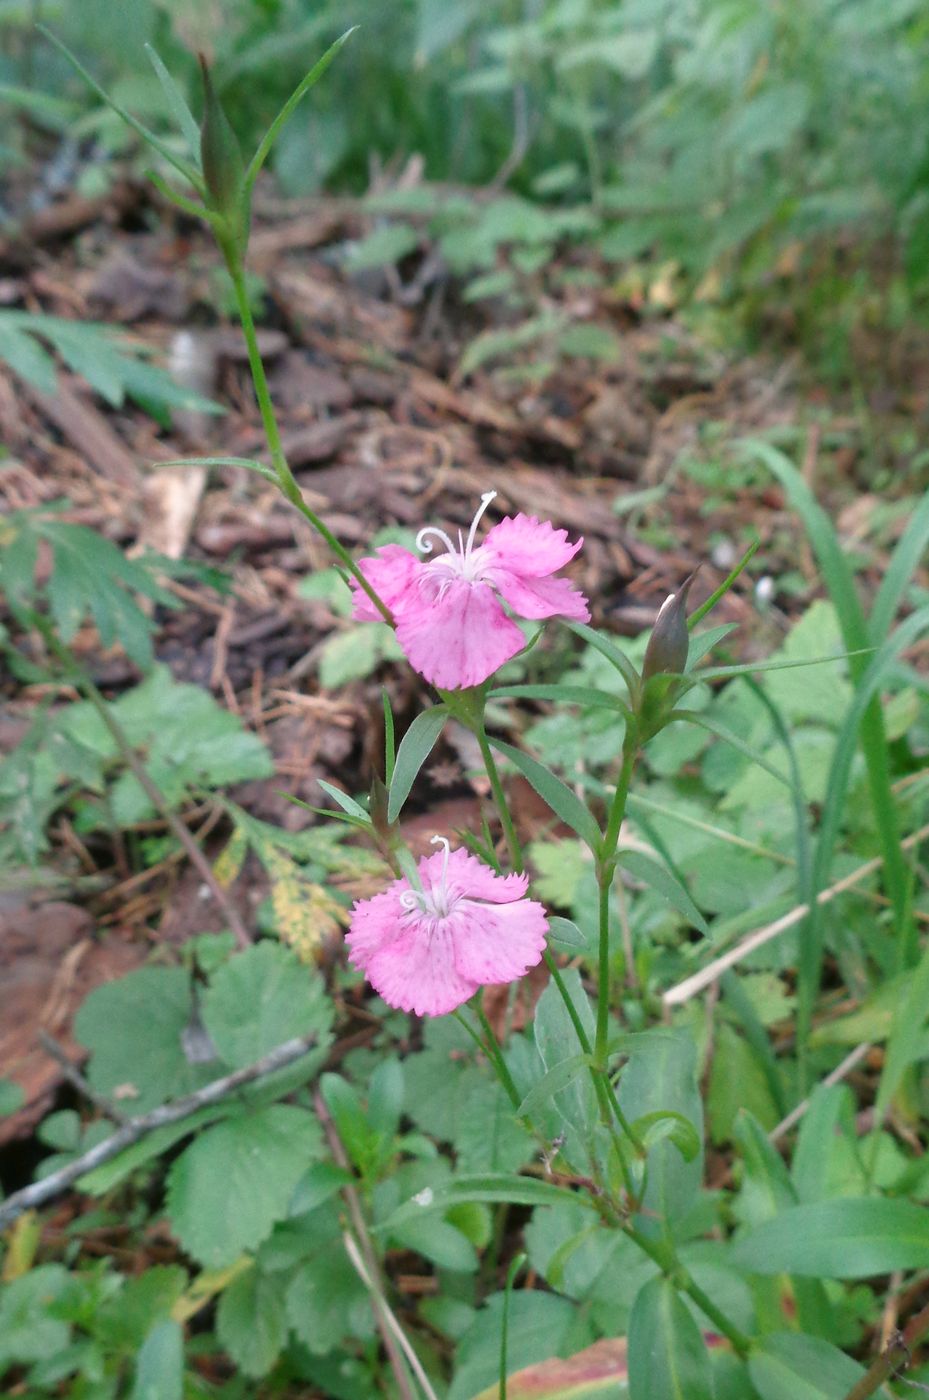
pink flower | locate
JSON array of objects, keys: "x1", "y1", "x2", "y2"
[
  {"x1": 351, "y1": 493, "x2": 590, "y2": 689},
  {"x1": 346, "y1": 838, "x2": 548, "y2": 1017}
]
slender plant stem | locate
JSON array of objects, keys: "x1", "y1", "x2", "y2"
[
  {"x1": 36, "y1": 622, "x2": 251, "y2": 950},
  {"x1": 626, "y1": 1223, "x2": 751, "y2": 1357},
  {"x1": 472, "y1": 694, "x2": 747, "y2": 1357},
  {"x1": 475, "y1": 723, "x2": 523, "y2": 873},
  {"x1": 226, "y1": 259, "x2": 393, "y2": 624},
  {"x1": 476, "y1": 1003, "x2": 523, "y2": 1109},
  {"x1": 595, "y1": 732, "x2": 638, "y2": 1066}
]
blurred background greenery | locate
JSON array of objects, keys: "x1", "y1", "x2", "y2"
[{"x1": 4, "y1": 0, "x2": 929, "y2": 376}]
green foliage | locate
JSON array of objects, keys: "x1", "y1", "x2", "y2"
[
  {"x1": 18, "y1": 0, "x2": 928, "y2": 363},
  {"x1": 628, "y1": 1277, "x2": 714, "y2": 1400},
  {"x1": 0, "y1": 312, "x2": 220, "y2": 424},
  {"x1": 0, "y1": 664, "x2": 273, "y2": 864},
  {"x1": 1, "y1": 510, "x2": 178, "y2": 668}
]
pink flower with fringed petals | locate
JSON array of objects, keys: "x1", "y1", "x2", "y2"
[
  {"x1": 346, "y1": 838, "x2": 548, "y2": 1017},
  {"x1": 351, "y1": 492, "x2": 590, "y2": 689}
]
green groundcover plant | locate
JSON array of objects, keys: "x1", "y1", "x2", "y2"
[{"x1": 2, "y1": 30, "x2": 929, "y2": 1400}]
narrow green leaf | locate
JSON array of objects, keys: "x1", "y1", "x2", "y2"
[
  {"x1": 490, "y1": 738, "x2": 602, "y2": 853},
  {"x1": 516, "y1": 1054, "x2": 592, "y2": 1120},
  {"x1": 870, "y1": 488, "x2": 929, "y2": 644},
  {"x1": 40, "y1": 27, "x2": 204, "y2": 193},
  {"x1": 568, "y1": 621, "x2": 639, "y2": 696},
  {"x1": 144, "y1": 45, "x2": 203, "y2": 163},
  {"x1": 632, "y1": 1110, "x2": 700, "y2": 1163},
  {"x1": 317, "y1": 779, "x2": 370, "y2": 822},
  {"x1": 382, "y1": 689, "x2": 396, "y2": 787},
  {"x1": 546, "y1": 916, "x2": 589, "y2": 950},
  {"x1": 874, "y1": 925, "x2": 929, "y2": 1127},
  {"x1": 245, "y1": 30, "x2": 358, "y2": 188},
  {"x1": 732, "y1": 1197, "x2": 929, "y2": 1277},
  {"x1": 1, "y1": 324, "x2": 58, "y2": 392},
  {"x1": 686, "y1": 623, "x2": 738, "y2": 668},
  {"x1": 388, "y1": 706, "x2": 448, "y2": 822},
  {"x1": 628, "y1": 1276, "x2": 713, "y2": 1400},
  {"x1": 744, "y1": 437, "x2": 910, "y2": 981},
  {"x1": 669, "y1": 711, "x2": 792, "y2": 787},
  {"x1": 492, "y1": 682, "x2": 628, "y2": 715},
  {"x1": 377, "y1": 1174, "x2": 592, "y2": 1234},
  {"x1": 154, "y1": 456, "x2": 277, "y2": 481},
  {"x1": 616, "y1": 848, "x2": 709, "y2": 936},
  {"x1": 688, "y1": 536, "x2": 759, "y2": 628}
]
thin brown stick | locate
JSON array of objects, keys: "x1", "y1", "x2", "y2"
[
  {"x1": 0, "y1": 1034, "x2": 320, "y2": 1231},
  {"x1": 842, "y1": 1295, "x2": 929, "y2": 1399},
  {"x1": 38, "y1": 1030, "x2": 128, "y2": 1125}
]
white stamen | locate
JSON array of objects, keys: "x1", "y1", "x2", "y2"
[
  {"x1": 415, "y1": 491, "x2": 498, "y2": 565},
  {"x1": 430, "y1": 834, "x2": 451, "y2": 887},
  {"x1": 466, "y1": 492, "x2": 497, "y2": 556},
  {"x1": 416, "y1": 524, "x2": 456, "y2": 555},
  {"x1": 398, "y1": 835, "x2": 455, "y2": 920}
]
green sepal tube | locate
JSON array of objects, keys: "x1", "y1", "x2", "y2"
[
  {"x1": 637, "y1": 572, "x2": 697, "y2": 741},
  {"x1": 642, "y1": 572, "x2": 696, "y2": 682},
  {"x1": 199, "y1": 56, "x2": 249, "y2": 260}
]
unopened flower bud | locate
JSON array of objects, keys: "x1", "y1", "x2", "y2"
[
  {"x1": 642, "y1": 572, "x2": 696, "y2": 681},
  {"x1": 199, "y1": 56, "x2": 248, "y2": 254}
]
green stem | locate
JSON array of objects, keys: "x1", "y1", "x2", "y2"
[
  {"x1": 595, "y1": 732, "x2": 638, "y2": 1066},
  {"x1": 226, "y1": 259, "x2": 393, "y2": 624},
  {"x1": 475, "y1": 722, "x2": 523, "y2": 874},
  {"x1": 626, "y1": 1223, "x2": 751, "y2": 1357}
]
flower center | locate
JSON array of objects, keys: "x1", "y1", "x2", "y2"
[
  {"x1": 399, "y1": 835, "x2": 458, "y2": 920},
  {"x1": 415, "y1": 492, "x2": 497, "y2": 590}
]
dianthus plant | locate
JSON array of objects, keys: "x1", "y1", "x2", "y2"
[{"x1": 53, "y1": 27, "x2": 802, "y2": 1389}]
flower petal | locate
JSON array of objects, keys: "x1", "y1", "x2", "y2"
[
  {"x1": 396, "y1": 579, "x2": 526, "y2": 689},
  {"x1": 350, "y1": 545, "x2": 421, "y2": 621},
  {"x1": 429, "y1": 846, "x2": 529, "y2": 904},
  {"x1": 484, "y1": 514, "x2": 583, "y2": 579},
  {"x1": 451, "y1": 899, "x2": 548, "y2": 985},
  {"x1": 491, "y1": 570, "x2": 590, "y2": 622},
  {"x1": 361, "y1": 917, "x2": 478, "y2": 1016}
]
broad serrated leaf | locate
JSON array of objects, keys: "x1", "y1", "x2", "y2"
[
  {"x1": 216, "y1": 1266, "x2": 287, "y2": 1378},
  {"x1": 131, "y1": 1319, "x2": 183, "y2": 1400},
  {"x1": 74, "y1": 966, "x2": 201, "y2": 1113},
  {"x1": 285, "y1": 1229, "x2": 373, "y2": 1355},
  {"x1": 166, "y1": 1105, "x2": 325, "y2": 1267},
  {"x1": 0, "y1": 1265, "x2": 71, "y2": 1367},
  {"x1": 202, "y1": 942, "x2": 333, "y2": 1069}
]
